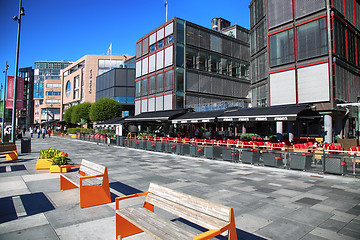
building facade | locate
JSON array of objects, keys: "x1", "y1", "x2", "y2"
[
  {"x1": 96, "y1": 57, "x2": 136, "y2": 116},
  {"x1": 60, "y1": 55, "x2": 130, "y2": 118},
  {"x1": 249, "y1": 0, "x2": 360, "y2": 141},
  {"x1": 33, "y1": 61, "x2": 71, "y2": 124},
  {"x1": 19, "y1": 67, "x2": 34, "y2": 128},
  {"x1": 135, "y1": 17, "x2": 250, "y2": 115}
]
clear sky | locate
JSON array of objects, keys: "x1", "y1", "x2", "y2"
[{"x1": 0, "y1": 0, "x2": 251, "y2": 89}]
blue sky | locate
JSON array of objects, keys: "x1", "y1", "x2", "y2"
[{"x1": 0, "y1": 0, "x2": 251, "y2": 88}]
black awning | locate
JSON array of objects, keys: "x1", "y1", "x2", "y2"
[
  {"x1": 125, "y1": 109, "x2": 187, "y2": 122},
  {"x1": 218, "y1": 104, "x2": 311, "y2": 122},
  {"x1": 96, "y1": 117, "x2": 128, "y2": 127},
  {"x1": 172, "y1": 110, "x2": 225, "y2": 124}
]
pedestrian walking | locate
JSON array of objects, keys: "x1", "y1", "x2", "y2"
[
  {"x1": 42, "y1": 127, "x2": 46, "y2": 139},
  {"x1": 47, "y1": 128, "x2": 52, "y2": 138},
  {"x1": 37, "y1": 127, "x2": 41, "y2": 138},
  {"x1": 29, "y1": 127, "x2": 33, "y2": 138}
]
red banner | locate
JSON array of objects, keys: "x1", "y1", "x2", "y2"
[{"x1": 6, "y1": 76, "x2": 24, "y2": 109}]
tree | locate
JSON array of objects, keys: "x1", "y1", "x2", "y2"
[
  {"x1": 89, "y1": 97, "x2": 122, "y2": 122},
  {"x1": 63, "y1": 105, "x2": 75, "y2": 123},
  {"x1": 71, "y1": 102, "x2": 92, "y2": 124}
]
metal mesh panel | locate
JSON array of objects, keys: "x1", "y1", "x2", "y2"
[
  {"x1": 356, "y1": 2, "x2": 360, "y2": 31},
  {"x1": 256, "y1": 21, "x2": 266, "y2": 52},
  {"x1": 211, "y1": 77, "x2": 223, "y2": 95},
  {"x1": 232, "y1": 41, "x2": 241, "y2": 59},
  {"x1": 335, "y1": 64, "x2": 348, "y2": 102},
  {"x1": 349, "y1": 72, "x2": 357, "y2": 102},
  {"x1": 142, "y1": 37, "x2": 149, "y2": 55},
  {"x1": 295, "y1": 0, "x2": 325, "y2": 19},
  {"x1": 347, "y1": 30, "x2": 356, "y2": 65},
  {"x1": 210, "y1": 34, "x2": 222, "y2": 53},
  {"x1": 199, "y1": 29, "x2": 210, "y2": 49},
  {"x1": 250, "y1": 2, "x2": 255, "y2": 28},
  {"x1": 333, "y1": 0, "x2": 344, "y2": 16},
  {"x1": 223, "y1": 79, "x2": 233, "y2": 96},
  {"x1": 255, "y1": 0, "x2": 265, "y2": 23},
  {"x1": 186, "y1": 71, "x2": 199, "y2": 91},
  {"x1": 222, "y1": 38, "x2": 232, "y2": 57},
  {"x1": 297, "y1": 18, "x2": 327, "y2": 61},
  {"x1": 233, "y1": 81, "x2": 243, "y2": 97},
  {"x1": 199, "y1": 75, "x2": 211, "y2": 93},
  {"x1": 250, "y1": 31, "x2": 256, "y2": 55},
  {"x1": 346, "y1": 0, "x2": 354, "y2": 25},
  {"x1": 268, "y1": 0, "x2": 293, "y2": 29},
  {"x1": 136, "y1": 42, "x2": 142, "y2": 58},
  {"x1": 186, "y1": 95, "x2": 199, "y2": 106},
  {"x1": 334, "y1": 19, "x2": 346, "y2": 59}
]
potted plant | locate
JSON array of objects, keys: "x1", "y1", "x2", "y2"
[
  {"x1": 36, "y1": 147, "x2": 61, "y2": 169},
  {"x1": 49, "y1": 152, "x2": 71, "y2": 173}
]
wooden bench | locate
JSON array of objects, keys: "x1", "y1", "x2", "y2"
[
  {"x1": 0, "y1": 143, "x2": 18, "y2": 161},
  {"x1": 115, "y1": 183, "x2": 237, "y2": 240},
  {"x1": 60, "y1": 159, "x2": 111, "y2": 208}
]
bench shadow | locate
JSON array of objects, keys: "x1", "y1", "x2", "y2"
[
  {"x1": 0, "y1": 164, "x2": 27, "y2": 173},
  {"x1": 109, "y1": 182, "x2": 142, "y2": 201},
  {"x1": 0, "y1": 192, "x2": 55, "y2": 224},
  {"x1": 173, "y1": 218, "x2": 266, "y2": 240}
]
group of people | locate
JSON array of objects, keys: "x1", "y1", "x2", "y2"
[{"x1": 29, "y1": 127, "x2": 52, "y2": 139}]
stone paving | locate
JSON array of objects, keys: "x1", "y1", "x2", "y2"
[{"x1": 0, "y1": 135, "x2": 360, "y2": 240}]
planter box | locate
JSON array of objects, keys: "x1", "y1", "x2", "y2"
[
  {"x1": 240, "y1": 149, "x2": 260, "y2": 164},
  {"x1": 323, "y1": 155, "x2": 347, "y2": 175},
  {"x1": 222, "y1": 148, "x2": 239, "y2": 162},
  {"x1": 262, "y1": 151, "x2": 283, "y2": 167},
  {"x1": 190, "y1": 145, "x2": 205, "y2": 157},
  {"x1": 146, "y1": 141, "x2": 156, "y2": 151},
  {"x1": 49, "y1": 165, "x2": 70, "y2": 173},
  {"x1": 36, "y1": 158, "x2": 52, "y2": 169},
  {"x1": 166, "y1": 142, "x2": 176, "y2": 153},
  {"x1": 289, "y1": 153, "x2": 313, "y2": 171},
  {"x1": 155, "y1": 142, "x2": 165, "y2": 152},
  {"x1": 204, "y1": 146, "x2": 222, "y2": 159},
  {"x1": 177, "y1": 143, "x2": 190, "y2": 155}
]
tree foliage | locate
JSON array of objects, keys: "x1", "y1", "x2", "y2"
[
  {"x1": 71, "y1": 102, "x2": 92, "y2": 124},
  {"x1": 63, "y1": 105, "x2": 75, "y2": 123},
  {"x1": 89, "y1": 97, "x2": 122, "y2": 122}
]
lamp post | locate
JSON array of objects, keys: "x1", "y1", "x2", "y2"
[
  {"x1": 2, "y1": 62, "x2": 9, "y2": 142},
  {"x1": 11, "y1": 0, "x2": 25, "y2": 144}
]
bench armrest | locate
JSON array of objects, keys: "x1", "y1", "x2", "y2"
[
  {"x1": 61, "y1": 164, "x2": 81, "y2": 169},
  {"x1": 115, "y1": 192, "x2": 149, "y2": 209},
  {"x1": 79, "y1": 174, "x2": 104, "y2": 186},
  {"x1": 193, "y1": 223, "x2": 231, "y2": 240}
]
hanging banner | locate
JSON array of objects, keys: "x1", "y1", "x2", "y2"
[{"x1": 6, "y1": 76, "x2": 24, "y2": 109}]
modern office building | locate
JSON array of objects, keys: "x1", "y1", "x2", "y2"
[
  {"x1": 249, "y1": 0, "x2": 360, "y2": 142},
  {"x1": 33, "y1": 61, "x2": 71, "y2": 124},
  {"x1": 96, "y1": 57, "x2": 136, "y2": 116},
  {"x1": 135, "y1": 17, "x2": 250, "y2": 115},
  {"x1": 60, "y1": 55, "x2": 130, "y2": 118},
  {"x1": 19, "y1": 67, "x2": 34, "y2": 128}
]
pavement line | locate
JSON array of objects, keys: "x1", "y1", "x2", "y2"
[
  {"x1": 6, "y1": 166, "x2": 11, "y2": 172},
  {"x1": 12, "y1": 196, "x2": 27, "y2": 217}
]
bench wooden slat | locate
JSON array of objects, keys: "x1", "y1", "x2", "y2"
[
  {"x1": 61, "y1": 172, "x2": 103, "y2": 187},
  {"x1": 117, "y1": 207, "x2": 196, "y2": 240},
  {"x1": 80, "y1": 159, "x2": 105, "y2": 173},
  {"x1": 146, "y1": 193, "x2": 228, "y2": 231},
  {"x1": 147, "y1": 183, "x2": 230, "y2": 222}
]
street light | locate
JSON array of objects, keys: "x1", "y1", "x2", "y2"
[
  {"x1": 11, "y1": 0, "x2": 25, "y2": 144},
  {"x1": 2, "y1": 62, "x2": 9, "y2": 142}
]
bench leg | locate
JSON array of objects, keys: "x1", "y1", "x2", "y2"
[
  {"x1": 116, "y1": 213, "x2": 143, "y2": 239},
  {"x1": 6, "y1": 151, "x2": 18, "y2": 161},
  {"x1": 228, "y1": 209, "x2": 238, "y2": 240},
  {"x1": 79, "y1": 185, "x2": 111, "y2": 208},
  {"x1": 60, "y1": 176, "x2": 78, "y2": 191}
]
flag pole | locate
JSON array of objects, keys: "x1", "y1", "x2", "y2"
[{"x1": 165, "y1": 0, "x2": 168, "y2": 22}]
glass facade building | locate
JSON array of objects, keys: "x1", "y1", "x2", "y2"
[{"x1": 135, "y1": 17, "x2": 250, "y2": 115}]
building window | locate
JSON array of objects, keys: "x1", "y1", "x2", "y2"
[
  {"x1": 149, "y1": 75, "x2": 155, "y2": 94},
  {"x1": 136, "y1": 81, "x2": 141, "y2": 97},
  {"x1": 297, "y1": 18, "x2": 327, "y2": 61},
  {"x1": 73, "y1": 75, "x2": 79, "y2": 99},
  {"x1": 186, "y1": 48, "x2": 197, "y2": 69},
  {"x1": 150, "y1": 44, "x2": 156, "y2": 53},
  {"x1": 164, "y1": 70, "x2": 173, "y2": 91},
  {"x1": 157, "y1": 39, "x2": 164, "y2": 49},
  {"x1": 210, "y1": 55, "x2": 221, "y2": 74},
  {"x1": 176, "y1": 68, "x2": 184, "y2": 91},
  {"x1": 66, "y1": 81, "x2": 71, "y2": 98},
  {"x1": 165, "y1": 35, "x2": 174, "y2": 45},
  {"x1": 142, "y1": 78, "x2": 148, "y2": 96},
  {"x1": 198, "y1": 51, "x2": 209, "y2": 71},
  {"x1": 156, "y1": 73, "x2": 164, "y2": 93},
  {"x1": 333, "y1": 18, "x2": 346, "y2": 59},
  {"x1": 46, "y1": 91, "x2": 61, "y2": 96},
  {"x1": 269, "y1": 28, "x2": 294, "y2": 67},
  {"x1": 176, "y1": 44, "x2": 184, "y2": 67},
  {"x1": 46, "y1": 83, "x2": 61, "y2": 88}
]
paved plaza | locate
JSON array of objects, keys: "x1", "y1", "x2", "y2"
[{"x1": 0, "y1": 135, "x2": 360, "y2": 240}]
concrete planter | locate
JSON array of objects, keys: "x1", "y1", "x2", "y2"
[
  {"x1": 204, "y1": 146, "x2": 222, "y2": 159},
  {"x1": 262, "y1": 151, "x2": 283, "y2": 167},
  {"x1": 222, "y1": 148, "x2": 239, "y2": 162},
  {"x1": 190, "y1": 145, "x2": 204, "y2": 157},
  {"x1": 289, "y1": 153, "x2": 313, "y2": 171},
  {"x1": 240, "y1": 149, "x2": 260, "y2": 164},
  {"x1": 36, "y1": 158, "x2": 52, "y2": 169},
  {"x1": 323, "y1": 155, "x2": 347, "y2": 175}
]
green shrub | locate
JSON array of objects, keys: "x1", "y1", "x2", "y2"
[
  {"x1": 39, "y1": 147, "x2": 61, "y2": 159},
  {"x1": 51, "y1": 152, "x2": 71, "y2": 165}
]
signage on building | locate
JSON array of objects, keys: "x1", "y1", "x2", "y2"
[{"x1": 6, "y1": 76, "x2": 24, "y2": 109}]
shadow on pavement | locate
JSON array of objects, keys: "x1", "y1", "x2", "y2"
[
  {"x1": 109, "y1": 182, "x2": 142, "y2": 201},
  {"x1": 0, "y1": 192, "x2": 55, "y2": 224}
]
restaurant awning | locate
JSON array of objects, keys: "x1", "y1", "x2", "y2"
[
  {"x1": 218, "y1": 104, "x2": 312, "y2": 122},
  {"x1": 125, "y1": 109, "x2": 187, "y2": 122},
  {"x1": 172, "y1": 110, "x2": 224, "y2": 124},
  {"x1": 96, "y1": 117, "x2": 128, "y2": 127}
]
